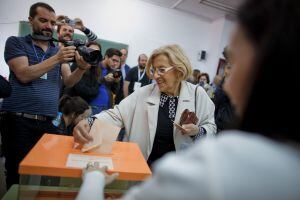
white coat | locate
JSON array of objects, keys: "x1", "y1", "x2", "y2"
[
  {"x1": 123, "y1": 131, "x2": 300, "y2": 200},
  {"x1": 95, "y1": 81, "x2": 216, "y2": 159}
]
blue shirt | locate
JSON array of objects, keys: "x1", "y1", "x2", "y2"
[
  {"x1": 2, "y1": 35, "x2": 61, "y2": 117},
  {"x1": 89, "y1": 65, "x2": 109, "y2": 107}
]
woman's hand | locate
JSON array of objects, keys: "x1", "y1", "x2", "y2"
[
  {"x1": 83, "y1": 162, "x2": 119, "y2": 185},
  {"x1": 181, "y1": 124, "x2": 199, "y2": 136},
  {"x1": 104, "y1": 73, "x2": 115, "y2": 83},
  {"x1": 73, "y1": 119, "x2": 93, "y2": 144},
  {"x1": 180, "y1": 109, "x2": 199, "y2": 125}
]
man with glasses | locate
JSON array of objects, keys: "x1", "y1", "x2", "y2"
[
  {"x1": 124, "y1": 54, "x2": 151, "y2": 97},
  {"x1": 89, "y1": 48, "x2": 121, "y2": 114}
]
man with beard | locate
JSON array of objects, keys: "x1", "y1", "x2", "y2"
[
  {"x1": 56, "y1": 15, "x2": 98, "y2": 46},
  {"x1": 56, "y1": 15, "x2": 99, "y2": 98},
  {"x1": 124, "y1": 54, "x2": 151, "y2": 97},
  {"x1": 0, "y1": 2, "x2": 90, "y2": 189}
]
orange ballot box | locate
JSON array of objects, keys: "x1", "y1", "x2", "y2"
[
  {"x1": 19, "y1": 133, "x2": 151, "y2": 181},
  {"x1": 16, "y1": 134, "x2": 151, "y2": 199}
]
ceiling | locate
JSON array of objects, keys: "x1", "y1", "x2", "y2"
[{"x1": 140, "y1": 0, "x2": 244, "y2": 21}]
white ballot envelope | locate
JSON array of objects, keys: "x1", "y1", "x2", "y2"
[{"x1": 81, "y1": 119, "x2": 121, "y2": 154}]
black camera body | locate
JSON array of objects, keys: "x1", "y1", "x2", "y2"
[
  {"x1": 112, "y1": 69, "x2": 122, "y2": 79},
  {"x1": 63, "y1": 39, "x2": 102, "y2": 65}
]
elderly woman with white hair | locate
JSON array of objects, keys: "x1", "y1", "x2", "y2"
[{"x1": 73, "y1": 44, "x2": 216, "y2": 165}]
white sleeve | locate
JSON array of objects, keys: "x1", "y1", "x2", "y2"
[
  {"x1": 123, "y1": 141, "x2": 211, "y2": 200},
  {"x1": 94, "y1": 91, "x2": 138, "y2": 133},
  {"x1": 76, "y1": 171, "x2": 105, "y2": 200}
]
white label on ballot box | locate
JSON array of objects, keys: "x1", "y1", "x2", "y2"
[{"x1": 66, "y1": 153, "x2": 113, "y2": 170}]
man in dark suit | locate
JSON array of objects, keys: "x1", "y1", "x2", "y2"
[{"x1": 115, "y1": 48, "x2": 130, "y2": 104}]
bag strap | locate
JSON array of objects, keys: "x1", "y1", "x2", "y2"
[{"x1": 194, "y1": 85, "x2": 199, "y2": 112}]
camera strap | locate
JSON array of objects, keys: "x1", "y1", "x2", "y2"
[{"x1": 31, "y1": 33, "x2": 53, "y2": 41}]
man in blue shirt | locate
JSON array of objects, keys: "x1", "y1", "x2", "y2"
[
  {"x1": 90, "y1": 48, "x2": 121, "y2": 114},
  {"x1": 0, "y1": 2, "x2": 90, "y2": 189}
]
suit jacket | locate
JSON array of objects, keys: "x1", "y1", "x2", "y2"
[
  {"x1": 124, "y1": 64, "x2": 130, "y2": 75},
  {"x1": 95, "y1": 81, "x2": 216, "y2": 159},
  {"x1": 115, "y1": 64, "x2": 131, "y2": 104}
]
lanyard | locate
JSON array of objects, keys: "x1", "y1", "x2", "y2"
[
  {"x1": 121, "y1": 64, "x2": 126, "y2": 79},
  {"x1": 32, "y1": 42, "x2": 49, "y2": 63},
  {"x1": 138, "y1": 67, "x2": 146, "y2": 82}
]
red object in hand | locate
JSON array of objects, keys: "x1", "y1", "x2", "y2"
[{"x1": 179, "y1": 109, "x2": 199, "y2": 125}]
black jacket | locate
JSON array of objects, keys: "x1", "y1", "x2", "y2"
[
  {"x1": 213, "y1": 79, "x2": 234, "y2": 132},
  {"x1": 64, "y1": 63, "x2": 99, "y2": 102}
]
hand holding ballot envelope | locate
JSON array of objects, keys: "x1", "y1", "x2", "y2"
[
  {"x1": 73, "y1": 118, "x2": 121, "y2": 153},
  {"x1": 174, "y1": 109, "x2": 200, "y2": 136}
]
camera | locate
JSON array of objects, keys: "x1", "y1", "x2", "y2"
[
  {"x1": 112, "y1": 69, "x2": 122, "y2": 78},
  {"x1": 62, "y1": 39, "x2": 102, "y2": 65},
  {"x1": 64, "y1": 18, "x2": 76, "y2": 27}
]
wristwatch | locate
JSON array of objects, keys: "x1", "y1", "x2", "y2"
[{"x1": 193, "y1": 127, "x2": 207, "y2": 141}]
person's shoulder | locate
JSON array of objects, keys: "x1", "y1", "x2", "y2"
[
  {"x1": 182, "y1": 81, "x2": 207, "y2": 95},
  {"x1": 213, "y1": 130, "x2": 275, "y2": 149},
  {"x1": 6, "y1": 35, "x2": 26, "y2": 45},
  {"x1": 134, "y1": 83, "x2": 156, "y2": 95},
  {"x1": 127, "y1": 66, "x2": 137, "y2": 74},
  {"x1": 126, "y1": 83, "x2": 157, "y2": 101},
  {"x1": 130, "y1": 66, "x2": 138, "y2": 71},
  {"x1": 125, "y1": 64, "x2": 131, "y2": 69},
  {"x1": 212, "y1": 130, "x2": 300, "y2": 164}
]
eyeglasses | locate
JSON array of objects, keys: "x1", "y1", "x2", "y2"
[
  {"x1": 150, "y1": 66, "x2": 174, "y2": 76},
  {"x1": 111, "y1": 58, "x2": 120, "y2": 63}
]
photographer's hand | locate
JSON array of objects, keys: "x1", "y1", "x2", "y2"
[
  {"x1": 56, "y1": 15, "x2": 68, "y2": 25},
  {"x1": 114, "y1": 77, "x2": 121, "y2": 83},
  {"x1": 56, "y1": 46, "x2": 76, "y2": 63},
  {"x1": 104, "y1": 73, "x2": 115, "y2": 83},
  {"x1": 74, "y1": 51, "x2": 91, "y2": 71},
  {"x1": 74, "y1": 18, "x2": 85, "y2": 31}
]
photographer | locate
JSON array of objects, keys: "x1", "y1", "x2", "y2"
[
  {"x1": 56, "y1": 15, "x2": 98, "y2": 46},
  {"x1": 63, "y1": 41, "x2": 102, "y2": 103},
  {"x1": 0, "y1": 2, "x2": 90, "y2": 189},
  {"x1": 90, "y1": 48, "x2": 122, "y2": 115}
]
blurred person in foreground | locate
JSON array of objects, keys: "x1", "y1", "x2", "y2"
[
  {"x1": 76, "y1": 0, "x2": 300, "y2": 199},
  {"x1": 213, "y1": 46, "x2": 234, "y2": 131}
]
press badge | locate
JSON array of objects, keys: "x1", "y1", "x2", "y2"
[
  {"x1": 133, "y1": 82, "x2": 141, "y2": 91},
  {"x1": 40, "y1": 73, "x2": 47, "y2": 80}
]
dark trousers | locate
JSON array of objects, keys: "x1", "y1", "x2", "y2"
[{"x1": 0, "y1": 113, "x2": 60, "y2": 189}]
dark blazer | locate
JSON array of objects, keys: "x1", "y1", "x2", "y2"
[
  {"x1": 63, "y1": 63, "x2": 99, "y2": 102},
  {"x1": 213, "y1": 78, "x2": 234, "y2": 132},
  {"x1": 115, "y1": 64, "x2": 130, "y2": 104}
]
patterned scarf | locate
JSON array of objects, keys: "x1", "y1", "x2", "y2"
[{"x1": 159, "y1": 93, "x2": 179, "y2": 120}]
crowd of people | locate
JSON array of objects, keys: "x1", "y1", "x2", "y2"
[{"x1": 0, "y1": 0, "x2": 300, "y2": 199}]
